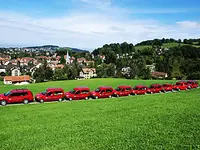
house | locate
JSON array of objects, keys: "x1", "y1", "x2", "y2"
[
  {"x1": 4, "y1": 75, "x2": 31, "y2": 84},
  {"x1": 77, "y1": 58, "x2": 87, "y2": 63},
  {"x1": 11, "y1": 67, "x2": 21, "y2": 76},
  {"x1": 146, "y1": 64, "x2": 156, "y2": 73},
  {"x1": 151, "y1": 72, "x2": 168, "y2": 79},
  {"x1": 0, "y1": 65, "x2": 6, "y2": 76},
  {"x1": 79, "y1": 68, "x2": 97, "y2": 79}
]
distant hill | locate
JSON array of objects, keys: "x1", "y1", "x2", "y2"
[
  {"x1": 24, "y1": 45, "x2": 89, "y2": 53},
  {"x1": 135, "y1": 38, "x2": 200, "y2": 50}
]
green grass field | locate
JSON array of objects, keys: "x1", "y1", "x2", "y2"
[
  {"x1": 135, "y1": 42, "x2": 200, "y2": 50},
  {"x1": 0, "y1": 79, "x2": 200, "y2": 150}
]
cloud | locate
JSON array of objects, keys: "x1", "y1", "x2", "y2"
[{"x1": 0, "y1": 8, "x2": 200, "y2": 49}]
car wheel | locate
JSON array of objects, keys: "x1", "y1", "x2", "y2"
[
  {"x1": 109, "y1": 95, "x2": 112, "y2": 98},
  {"x1": 128, "y1": 94, "x2": 131, "y2": 96},
  {"x1": 40, "y1": 99, "x2": 44, "y2": 103},
  {"x1": 1, "y1": 100, "x2": 7, "y2": 106},
  {"x1": 85, "y1": 97, "x2": 88, "y2": 100},
  {"x1": 116, "y1": 95, "x2": 119, "y2": 97},
  {"x1": 23, "y1": 99, "x2": 29, "y2": 104},
  {"x1": 151, "y1": 92, "x2": 153, "y2": 94},
  {"x1": 58, "y1": 98, "x2": 62, "y2": 102},
  {"x1": 69, "y1": 98, "x2": 73, "y2": 101}
]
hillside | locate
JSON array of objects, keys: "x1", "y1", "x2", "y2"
[
  {"x1": 135, "y1": 42, "x2": 200, "y2": 50},
  {"x1": 0, "y1": 78, "x2": 200, "y2": 149}
]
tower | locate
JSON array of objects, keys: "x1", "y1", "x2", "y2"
[{"x1": 66, "y1": 50, "x2": 70, "y2": 64}]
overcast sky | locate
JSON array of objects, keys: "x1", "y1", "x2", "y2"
[{"x1": 0, "y1": 0, "x2": 200, "y2": 49}]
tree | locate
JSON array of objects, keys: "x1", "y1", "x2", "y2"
[
  {"x1": 60, "y1": 55, "x2": 66, "y2": 64},
  {"x1": 129, "y1": 63, "x2": 138, "y2": 79},
  {"x1": 171, "y1": 60, "x2": 182, "y2": 79}
]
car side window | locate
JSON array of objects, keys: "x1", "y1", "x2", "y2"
[
  {"x1": 10, "y1": 93, "x2": 21, "y2": 97},
  {"x1": 75, "y1": 91, "x2": 81, "y2": 95},
  {"x1": 100, "y1": 90, "x2": 105, "y2": 94},
  {"x1": 126, "y1": 88, "x2": 131, "y2": 91},
  {"x1": 121, "y1": 89, "x2": 125, "y2": 92},
  {"x1": 47, "y1": 92, "x2": 53, "y2": 96},
  {"x1": 106, "y1": 89, "x2": 112, "y2": 93},
  {"x1": 82, "y1": 90, "x2": 89, "y2": 94},
  {"x1": 54, "y1": 91, "x2": 63, "y2": 95}
]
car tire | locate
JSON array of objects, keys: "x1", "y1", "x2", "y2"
[
  {"x1": 1, "y1": 100, "x2": 7, "y2": 106},
  {"x1": 85, "y1": 97, "x2": 88, "y2": 100},
  {"x1": 40, "y1": 99, "x2": 44, "y2": 103},
  {"x1": 95, "y1": 96, "x2": 98, "y2": 99},
  {"x1": 58, "y1": 98, "x2": 62, "y2": 102},
  {"x1": 116, "y1": 95, "x2": 119, "y2": 97},
  {"x1": 109, "y1": 95, "x2": 112, "y2": 98},
  {"x1": 128, "y1": 94, "x2": 131, "y2": 96},
  {"x1": 69, "y1": 98, "x2": 73, "y2": 101},
  {"x1": 23, "y1": 99, "x2": 29, "y2": 104}
]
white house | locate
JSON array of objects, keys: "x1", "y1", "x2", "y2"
[
  {"x1": 11, "y1": 68, "x2": 21, "y2": 76},
  {"x1": 79, "y1": 68, "x2": 97, "y2": 79}
]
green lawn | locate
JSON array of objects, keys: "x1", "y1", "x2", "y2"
[
  {"x1": 135, "y1": 42, "x2": 200, "y2": 50},
  {"x1": 0, "y1": 79, "x2": 200, "y2": 150}
]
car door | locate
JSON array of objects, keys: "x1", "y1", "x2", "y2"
[
  {"x1": 46, "y1": 92, "x2": 54, "y2": 101},
  {"x1": 100, "y1": 90, "x2": 106, "y2": 98},
  {"x1": 74, "y1": 91, "x2": 82, "y2": 100},
  {"x1": 8, "y1": 92, "x2": 22, "y2": 103}
]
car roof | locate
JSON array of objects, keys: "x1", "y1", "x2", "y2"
[
  {"x1": 74, "y1": 87, "x2": 90, "y2": 90},
  {"x1": 150, "y1": 84, "x2": 162, "y2": 86},
  {"x1": 117, "y1": 85, "x2": 132, "y2": 88},
  {"x1": 163, "y1": 83, "x2": 172, "y2": 85},
  {"x1": 135, "y1": 85, "x2": 148, "y2": 88},
  {"x1": 47, "y1": 88, "x2": 64, "y2": 91},
  {"x1": 11, "y1": 89, "x2": 30, "y2": 92},
  {"x1": 98, "y1": 86, "x2": 113, "y2": 89}
]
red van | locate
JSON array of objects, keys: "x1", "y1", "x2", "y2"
[
  {"x1": 187, "y1": 80, "x2": 199, "y2": 89},
  {"x1": 65, "y1": 87, "x2": 90, "y2": 101},
  {"x1": 174, "y1": 81, "x2": 188, "y2": 91},
  {"x1": 132, "y1": 85, "x2": 150, "y2": 95},
  {"x1": 162, "y1": 83, "x2": 174, "y2": 92},
  {"x1": 149, "y1": 84, "x2": 163, "y2": 94},
  {"x1": 91, "y1": 86, "x2": 114, "y2": 99},
  {"x1": 35, "y1": 88, "x2": 65, "y2": 103},
  {"x1": 113, "y1": 85, "x2": 132, "y2": 97},
  {"x1": 0, "y1": 89, "x2": 33, "y2": 106}
]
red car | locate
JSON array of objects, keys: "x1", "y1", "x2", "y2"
[
  {"x1": 35, "y1": 88, "x2": 65, "y2": 103},
  {"x1": 113, "y1": 85, "x2": 132, "y2": 97},
  {"x1": 0, "y1": 89, "x2": 33, "y2": 106},
  {"x1": 162, "y1": 83, "x2": 174, "y2": 92},
  {"x1": 174, "y1": 82, "x2": 188, "y2": 91},
  {"x1": 132, "y1": 85, "x2": 150, "y2": 95},
  {"x1": 149, "y1": 84, "x2": 163, "y2": 94},
  {"x1": 187, "y1": 80, "x2": 199, "y2": 89},
  {"x1": 91, "y1": 86, "x2": 114, "y2": 99},
  {"x1": 65, "y1": 87, "x2": 90, "y2": 101}
]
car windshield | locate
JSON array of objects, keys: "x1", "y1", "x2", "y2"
[
  {"x1": 4, "y1": 91, "x2": 11, "y2": 96},
  {"x1": 133, "y1": 87, "x2": 139, "y2": 90},
  {"x1": 115, "y1": 87, "x2": 122, "y2": 91},
  {"x1": 41, "y1": 91, "x2": 46, "y2": 95},
  {"x1": 95, "y1": 88, "x2": 100, "y2": 92},
  {"x1": 70, "y1": 90, "x2": 76, "y2": 94}
]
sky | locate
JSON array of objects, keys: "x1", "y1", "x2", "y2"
[{"x1": 0, "y1": 0, "x2": 200, "y2": 49}]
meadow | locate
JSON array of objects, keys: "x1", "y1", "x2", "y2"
[{"x1": 0, "y1": 78, "x2": 200, "y2": 150}]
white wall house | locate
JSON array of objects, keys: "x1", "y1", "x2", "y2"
[
  {"x1": 11, "y1": 68, "x2": 21, "y2": 76},
  {"x1": 79, "y1": 68, "x2": 97, "y2": 79}
]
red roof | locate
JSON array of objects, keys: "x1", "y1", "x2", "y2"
[{"x1": 4, "y1": 76, "x2": 31, "y2": 82}]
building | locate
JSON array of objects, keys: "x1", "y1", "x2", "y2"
[
  {"x1": 0, "y1": 65, "x2": 6, "y2": 76},
  {"x1": 79, "y1": 68, "x2": 97, "y2": 79},
  {"x1": 151, "y1": 72, "x2": 168, "y2": 79},
  {"x1": 11, "y1": 67, "x2": 21, "y2": 76},
  {"x1": 4, "y1": 75, "x2": 31, "y2": 84}
]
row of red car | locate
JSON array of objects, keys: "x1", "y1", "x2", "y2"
[{"x1": 0, "y1": 80, "x2": 198, "y2": 106}]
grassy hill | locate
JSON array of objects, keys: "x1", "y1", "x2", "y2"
[
  {"x1": 135, "y1": 42, "x2": 200, "y2": 50},
  {"x1": 1, "y1": 79, "x2": 200, "y2": 149}
]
